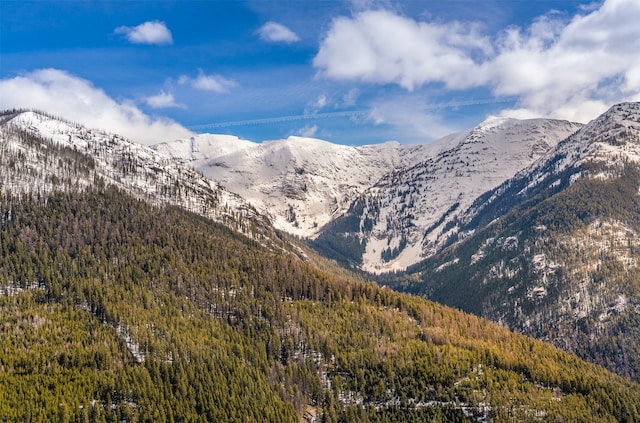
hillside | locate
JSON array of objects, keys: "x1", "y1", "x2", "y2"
[
  {"x1": 387, "y1": 102, "x2": 640, "y2": 382},
  {"x1": 3, "y1": 187, "x2": 640, "y2": 422},
  {"x1": 313, "y1": 118, "x2": 581, "y2": 272},
  {"x1": 153, "y1": 134, "x2": 440, "y2": 239},
  {"x1": 0, "y1": 109, "x2": 276, "y2": 244},
  {"x1": 2, "y1": 109, "x2": 640, "y2": 421}
]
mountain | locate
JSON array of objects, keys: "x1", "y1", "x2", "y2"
[
  {"x1": 2, "y1": 111, "x2": 640, "y2": 421},
  {"x1": 153, "y1": 134, "x2": 442, "y2": 239},
  {"x1": 0, "y1": 109, "x2": 285, "y2": 247},
  {"x1": 154, "y1": 118, "x2": 581, "y2": 273},
  {"x1": 386, "y1": 102, "x2": 640, "y2": 382},
  {"x1": 313, "y1": 117, "x2": 582, "y2": 272}
]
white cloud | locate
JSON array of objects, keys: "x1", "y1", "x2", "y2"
[
  {"x1": 368, "y1": 97, "x2": 460, "y2": 141},
  {"x1": 297, "y1": 125, "x2": 319, "y2": 137},
  {"x1": 315, "y1": 94, "x2": 328, "y2": 109},
  {"x1": 304, "y1": 94, "x2": 329, "y2": 115},
  {"x1": 114, "y1": 20, "x2": 173, "y2": 45},
  {"x1": 258, "y1": 22, "x2": 300, "y2": 43},
  {"x1": 0, "y1": 69, "x2": 193, "y2": 145},
  {"x1": 314, "y1": 0, "x2": 640, "y2": 122},
  {"x1": 144, "y1": 91, "x2": 184, "y2": 109},
  {"x1": 314, "y1": 10, "x2": 491, "y2": 91},
  {"x1": 179, "y1": 70, "x2": 237, "y2": 93}
]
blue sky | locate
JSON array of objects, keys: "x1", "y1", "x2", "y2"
[{"x1": 1, "y1": 0, "x2": 640, "y2": 145}]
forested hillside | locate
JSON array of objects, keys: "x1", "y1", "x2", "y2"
[
  {"x1": 1, "y1": 187, "x2": 640, "y2": 422},
  {"x1": 386, "y1": 102, "x2": 640, "y2": 384}
]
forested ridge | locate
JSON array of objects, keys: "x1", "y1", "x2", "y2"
[
  {"x1": 1, "y1": 186, "x2": 640, "y2": 422},
  {"x1": 387, "y1": 160, "x2": 640, "y2": 384}
]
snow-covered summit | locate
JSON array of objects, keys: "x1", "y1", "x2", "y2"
[
  {"x1": 0, "y1": 109, "x2": 273, "y2": 240},
  {"x1": 556, "y1": 102, "x2": 640, "y2": 166},
  {"x1": 316, "y1": 117, "x2": 583, "y2": 273},
  {"x1": 154, "y1": 133, "x2": 440, "y2": 238},
  {"x1": 483, "y1": 102, "x2": 640, "y2": 205}
]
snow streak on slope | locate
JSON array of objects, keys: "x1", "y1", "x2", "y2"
[
  {"x1": 349, "y1": 118, "x2": 583, "y2": 273},
  {"x1": 154, "y1": 135, "x2": 444, "y2": 238},
  {"x1": 0, "y1": 110, "x2": 272, "y2": 238}
]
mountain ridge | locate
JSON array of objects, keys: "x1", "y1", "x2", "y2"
[
  {"x1": 388, "y1": 102, "x2": 640, "y2": 382},
  {"x1": 154, "y1": 116, "x2": 582, "y2": 273},
  {"x1": 153, "y1": 133, "x2": 443, "y2": 239},
  {"x1": 0, "y1": 109, "x2": 288, "y2": 249},
  {"x1": 313, "y1": 117, "x2": 582, "y2": 272}
]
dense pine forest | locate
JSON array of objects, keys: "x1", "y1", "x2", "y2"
[{"x1": 1, "y1": 186, "x2": 640, "y2": 422}]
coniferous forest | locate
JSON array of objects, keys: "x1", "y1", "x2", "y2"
[{"x1": 1, "y1": 186, "x2": 640, "y2": 422}]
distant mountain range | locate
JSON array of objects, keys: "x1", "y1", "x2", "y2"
[
  {"x1": 3, "y1": 103, "x2": 640, "y2": 385},
  {"x1": 153, "y1": 117, "x2": 581, "y2": 273},
  {"x1": 2, "y1": 107, "x2": 640, "y2": 421},
  {"x1": 152, "y1": 134, "x2": 437, "y2": 239}
]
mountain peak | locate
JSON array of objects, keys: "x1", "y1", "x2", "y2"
[
  {"x1": 476, "y1": 115, "x2": 513, "y2": 129},
  {"x1": 154, "y1": 133, "x2": 438, "y2": 238},
  {"x1": 1, "y1": 109, "x2": 276, "y2": 243},
  {"x1": 577, "y1": 102, "x2": 640, "y2": 146},
  {"x1": 313, "y1": 117, "x2": 583, "y2": 273}
]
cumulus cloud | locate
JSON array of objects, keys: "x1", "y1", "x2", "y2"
[
  {"x1": 258, "y1": 22, "x2": 300, "y2": 43},
  {"x1": 144, "y1": 91, "x2": 184, "y2": 109},
  {"x1": 0, "y1": 69, "x2": 193, "y2": 145},
  {"x1": 115, "y1": 20, "x2": 173, "y2": 45},
  {"x1": 314, "y1": 0, "x2": 640, "y2": 122},
  {"x1": 179, "y1": 70, "x2": 237, "y2": 93},
  {"x1": 314, "y1": 10, "x2": 491, "y2": 91}
]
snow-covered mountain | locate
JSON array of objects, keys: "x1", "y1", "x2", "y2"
[
  {"x1": 153, "y1": 134, "x2": 443, "y2": 238},
  {"x1": 388, "y1": 102, "x2": 640, "y2": 382},
  {"x1": 2, "y1": 109, "x2": 584, "y2": 274},
  {"x1": 314, "y1": 117, "x2": 582, "y2": 273},
  {"x1": 0, "y1": 110, "x2": 274, "y2": 241},
  {"x1": 467, "y1": 102, "x2": 640, "y2": 221},
  {"x1": 154, "y1": 118, "x2": 581, "y2": 273}
]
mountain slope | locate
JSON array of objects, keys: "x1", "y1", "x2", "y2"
[
  {"x1": 2, "y1": 185, "x2": 640, "y2": 422},
  {"x1": 154, "y1": 134, "x2": 443, "y2": 239},
  {"x1": 388, "y1": 102, "x2": 640, "y2": 382},
  {"x1": 314, "y1": 118, "x2": 582, "y2": 272},
  {"x1": 2, "y1": 107, "x2": 640, "y2": 421},
  {"x1": 0, "y1": 109, "x2": 281, "y2": 245}
]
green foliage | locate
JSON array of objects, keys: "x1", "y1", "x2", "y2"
[
  {"x1": 311, "y1": 215, "x2": 367, "y2": 267},
  {"x1": 1, "y1": 186, "x2": 639, "y2": 421}
]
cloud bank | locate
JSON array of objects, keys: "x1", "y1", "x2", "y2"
[
  {"x1": 258, "y1": 22, "x2": 300, "y2": 43},
  {"x1": 115, "y1": 20, "x2": 173, "y2": 45},
  {"x1": 0, "y1": 69, "x2": 193, "y2": 145},
  {"x1": 314, "y1": 0, "x2": 640, "y2": 123}
]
